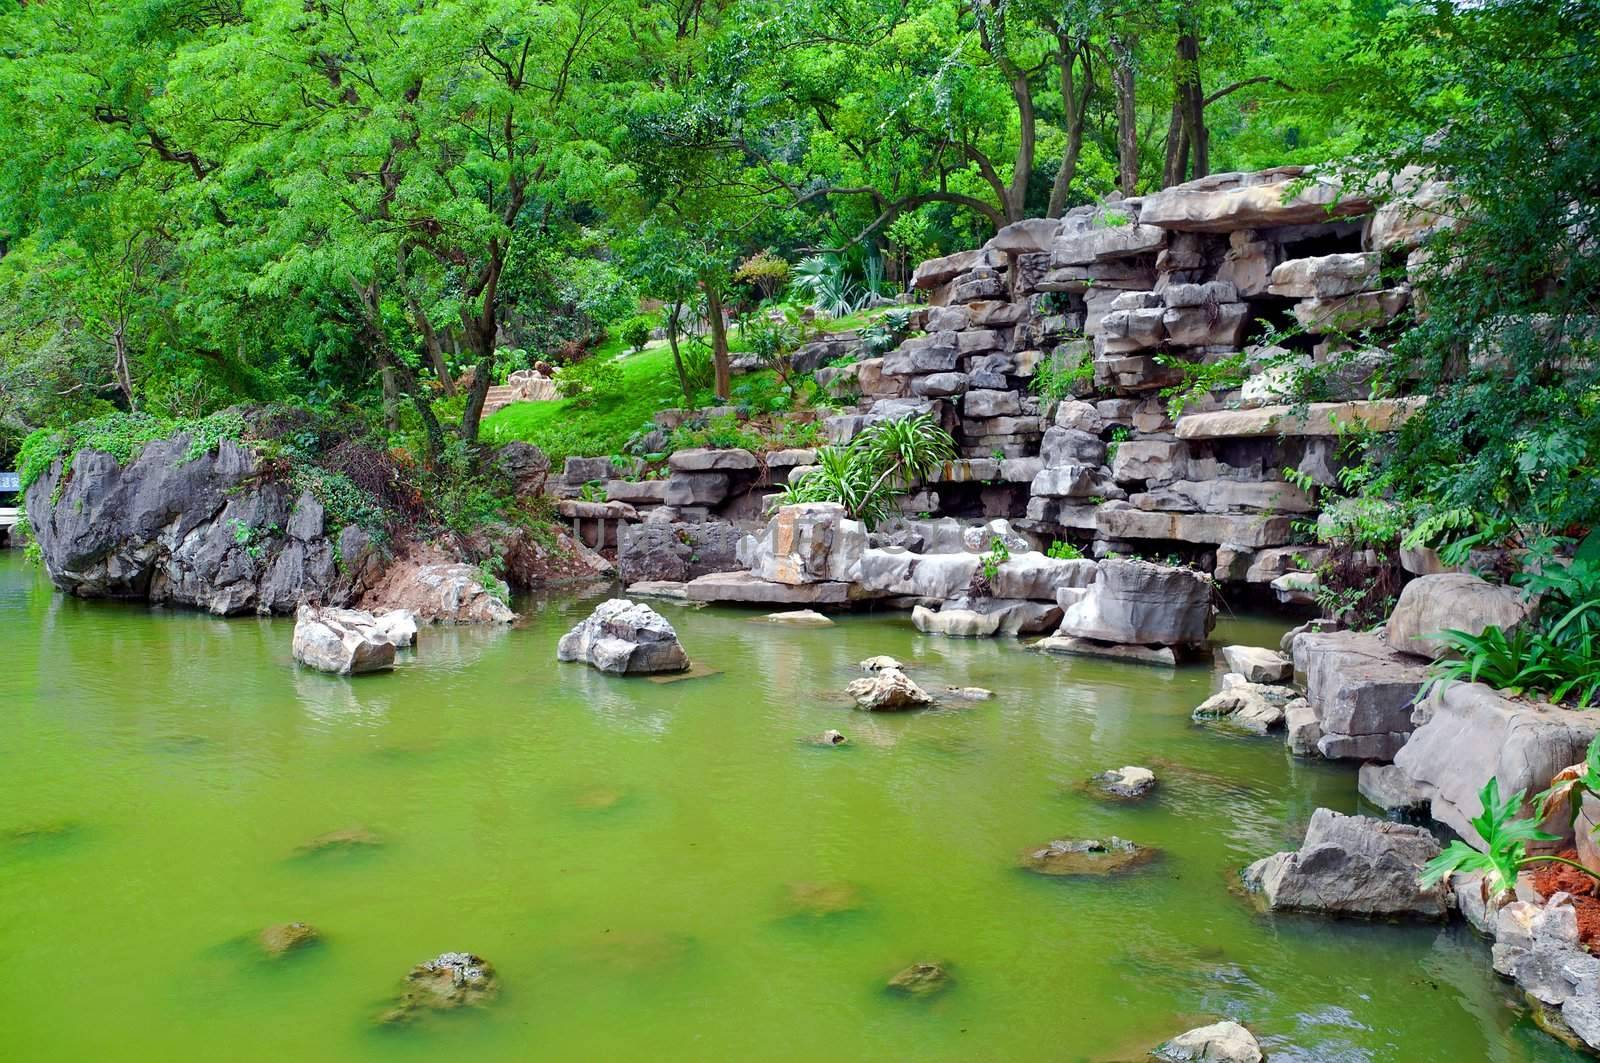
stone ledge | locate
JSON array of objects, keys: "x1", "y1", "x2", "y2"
[{"x1": 1174, "y1": 399, "x2": 1424, "y2": 440}]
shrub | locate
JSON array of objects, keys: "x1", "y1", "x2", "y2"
[
  {"x1": 621, "y1": 317, "x2": 652, "y2": 353},
  {"x1": 555, "y1": 355, "x2": 624, "y2": 405},
  {"x1": 774, "y1": 414, "x2": 954, "y2": 528}
]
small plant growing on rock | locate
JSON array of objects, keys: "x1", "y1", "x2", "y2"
[
  {"x1": 1047, "y1": 541, "x2": 1084, "y2": 560},
  {"x1": 775, "y1": 414, "x2": 954, "y2": 528},
  {"x1": 1420, "y1": 778, "x2": 1600, "y2": 900}
]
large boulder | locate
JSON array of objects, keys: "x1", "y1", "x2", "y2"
[
  {"x1": 292, "y1": 605, "x2": 396, "y2": 675},
  {"x1": 1392, "y1": 682, "x2": 1600, "y2": 846},
  {"x1": 364, "y1": 561, "x2": 516, "y2": 624},
  {"x1": 1054, "y1": 559, "x2": 1214, "y2": 647},
  {"x1": 740, "y1": 503, "x2": 866, "y2": 585},
  {"x1": 619, "y1": 521, "x2": 744, "y2": 584},
  {"x1": 557, "y1": 598, "x2": 691, "y2": 675},
  {"x1": 911, "y1": 599, "x2": 1061, "y2": 637},
  {"x1": 1153, "y1": 1021, "x2": 1263, "y2": 1063},
  {"x1": 1138, "y1": 167, "x2": 1372, "y2": 232},
  {"x1": 25, "y1": 433, "x2": 379, "y2": 615},
  {"x1": 1243, "y1": 808, "x2": 1449, "y2": 919},
  {"x1": 1293, "y1": 630, "x2": 1430, "y2": 760},
  {"x1": 1384, "y1": 573, "x2": 1532, "y2": 660},
  {"x1": 1221, "y1": 645, "x2": 1292, "y2": 684}
]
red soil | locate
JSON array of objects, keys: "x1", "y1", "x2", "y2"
[{"x1": 1533, "y1": 848, "x2": 1600, "y2": 949}]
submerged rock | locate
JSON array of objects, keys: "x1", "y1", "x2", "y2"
[
  {"x1": 557, "y1": 598, "x2": 690, "y2": 675},
  {"x1": 886, "y1": 962, "x2": 951, "y2": 998},
  {"x1": 1034, "y1": 635, "x2": 1177, "y2": 668},
  {"x1": 259, "y1": 922, "x2": 319, "y2": 958},
  {"x1": 1242, "y1": 808, "x2": 1448, "y2": 919},
  {"x1": 295, "y1": 826, "x2": 382, "y2": 856},
  {"x1": 846, "y1": 669, "x2": 932, "y2": 711},
  {"x1": 943, "y1": 686, "x2": 995, "y2": 702},
  {"x1": 1090, "y1": 766, "x2": 1157, "y2": 800},
  {"x1": 783, "y1": 881, "x2": 864, "y2": 918},
  {"x1": 1153, "y1": 1020, "x2": 1263, "y2": 1063},
  {"x1": 291, "y1": 605, "x2": 396, "y2": 675},
  {"x1": 1191, "y1": 682, "x2": 1290, "y2": 735},
  {"x1": 378, "y1": 952, "x2": 498, "y2": 1023},
  {"x1": 1020, "y1": 836, "x2": 1156, "y2": 876},
  {"x1": 860, "y1": 655, "x2": 904, "y2": 672},
  {"x1": 763, "y1": 609, "x2": 834, "y2": 626},
  {"x1": 806, "y1": 729, "x2": 848, "y2": 746}
]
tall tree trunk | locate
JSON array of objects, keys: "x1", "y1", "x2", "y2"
[
  {"x1": 1163, "y1": 100, "x2": 1189, "y2": 187},
  {"x1": 1005, "y1": 64, "x2": 1035, "y2": 222},
  {"x1": 1175, "y1": 31, "x2": 1208, "y2": 180},
  {"x1": 1110, "y1": 35, "x2": 1139, "y2": 195},
  {"x1": 381, "y1": 366, "x2": 400, "y2": 434},
  {"x1": 111, "y1": 322, "x2": 136, "y2": 412},
  {"x1": 704, "y1": 282, "x2": 731, "y2": 402},
  {"x1": 1046, "y1": 36, "x2": 1091, "y2": 218},
  {"x1": 423, "y1": 322, "x2": 456, "y2": 398},
  {"x1": 666, "y1": 297, "x2": 692, "y2": 402}
]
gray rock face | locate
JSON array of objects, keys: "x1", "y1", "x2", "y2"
[
  {"x1": 374, "y1": 562, "x2": 516, "y2": 624},
  {"x1": 667, "y1": 447, "x2": 759, "y2": 472},
  {"x1": 1392, "y1": 682, "x2": 1600, "y2": 846},
  {"x1": 1493, "y1": 898, "x2": 1600, "y2": 1052},
  {"x1": 1358, "y1": 762, "x2": 1430, "y2": 814},
  {"x1": 379, "y1": 952, "x2": 498, "y2": 1024},
  {"x1": 1193, "y1": 683, "x2": 1289, "y2": 735},
  {"x1": 1091, "y1": 766, "x2": 1157, "y2": 800},
  {"x1": 292, "y1": 605, "x2": 396, "y2": 675},
  {"x1": 1153, "y1": 1020, "x2": 1263, "y2": 1063},
  {"x1": 911, "y1": 599, "x2": 1062, "y2": 638},
  {"x1": 26, "y1": 435, "x2": 377, "y2": 615},
  {"x1": 1055, "y1": 559, "x2": 1214, "y2": 646},
  {"x1": 1138, "y1": 167, "x2": 1372, "y2": 232},
  {"x1": 619, "y1": 521, "x2": 744, "y2": 584},
  {"x1": 1268, "y1": 252, "x2": 1380, "y2": 298},
  {"x1": 1220, "y1": 645, "x2": 1292, "y2": 684},
  {"x1": 1385, "y1": 572, "x2": 1532, "y2": 660},
  {"x1": 1243, "y1": 808, "x2": 1449, "y2": 918},
  {"x1": 1293, "y1": 630, "x2": 1430, "y2": 760},
  {"x1": 557, "y1": 598, "x2": 690, "y2": 675}
]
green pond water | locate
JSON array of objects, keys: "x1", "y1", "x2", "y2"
[{"x1": 0, "y1": 551, "x2": 1580, "y2": 1061}]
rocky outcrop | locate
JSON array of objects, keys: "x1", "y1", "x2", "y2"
[
  {"x1": 1385, "y1": 572, "x2": 1532, "y2": 660},
  {"x1": 1293, "y1": 630, "x2": 1431, "y2": 760},
  {"x1": 363, "y1": 561, "x2": 516, "y2": 624},
  {"x1": 557, "y1": 599, "x2": 691, "y2": 675},
  {"x1": 1054, "y1": 559, "x2": 1214, "y2": 647},
  {"x1": 26, "y1": 434, "x2": 381, "y2": 615},
  {"x1": 1221, "y1": 645, "x2": 1292, "y2": 684},
  {"x1": 739, "y1": 503, "x2": 866, "y2": 586},
  {"x1": 1020, "y1": 836, "x2": 1156, "y2": 876},
  {"x1": 1493, "y1": 898, "x2": 1600, "y2": 1053},
  {"x1": 1392, "y1": 683, "x2": 1600, "y2": 846},
  {"x1": 911, "y1": 598, "x2": 1061, "y2": 637},
  {"x1": 1243, "y1": 808, "x2": 1449, "y2": 918},
  {"x1": 1090, "y1": 766, "x2": 1157, "y2": 800},
  {"x1": 1193, "y1": 680, "x2": 1293, "y2": 735},
  {"x1": 618, "y1": 520, "x2": 745, "y2": 584},
  {"x1": 378, "y1": 952, "x2": 498, "y2": 1024},
  {"x1": 292, "y1": 605, "x2": 397, "y2": 675}
]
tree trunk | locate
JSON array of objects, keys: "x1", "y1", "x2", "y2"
[
  {"x1": 704, "y1": 281, "x2": 731, "y2": 402},
  {"x1": 667, "y1": 297, "x2": 692, "y2": 402},
  {"x1": 1005, "y1": 65, "x2": 1035, "y2": 222},
  {"x1": 1175, "y1": 31, "x2": 1208, "y2": 180},
  {"x1": 1110, "y1": 35, "x2": 1139, "y2": 195},
  {"x1": 111, "y1": 323, "x2": 136, "y2": 412},
  {"x1": 1046, "y1": 36, "x2": 1090, "y2": 218},
  {"x1": 424, "y1": 323, "x2": 456, "y2": 398},
  {"x1": 381, "y1": 366, "x2": 400, "y2": 434},
  {"x1": 460, "y1": 353, "x2": 495, "y2": 444},
  {"x1": 1162, "y1": 99, "x2": 1188, "y2": 188}
]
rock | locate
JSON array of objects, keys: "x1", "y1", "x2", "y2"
[
  {"x1": 1220, "y1": 645, "x2": 1292, "y2": 684},
  {"x1": 783, "y1": 880, "x2": 863, "y2": 917},
  {"x1": 912, "y1": 599, "x2": 1062, "y2": 638},
  {"x1": 1021, "y1": 836, "x2": 1156, "y2": 876},
  {"x1": 1091, "y1": 766, "x2": 1157, "y2": 800},
  {"x1": 1384, "y1": 573, "x2": 1532, "y2": 660},
  {"x1": 295, "y1": 826, "x2": 383, "y2": 856},
  {"x1": 1268, "y1": 252, "x2": 1381, "y2": 298},
  {"x1": 365, "y1": 561, "x2": 516, "y2": 624},
  {"x1": 291, "y1": 605, "x2": 396, "y2": 675},
  {"x1": 1243, "y1": 808, "x2": 1448, "y2": 918},
  {"x1": 808, "y1": 729, "x2": 848, "y2": 746},
  {"x1": 741, "y1": 503, "x2": 867, "y2": 586},
  {"x1": 1392, "y1": 682, "x2": 1600, "y2": 847},
  {"x1": 379, "y1": 952, "x2": 498, "y2": 1024},
  {"x1": 1055, "y1": 559, "x2": 1214, "y2": 647},
  {"x1": 259, "y1": 922, "x2": 319, "y2": 958},
  {"x1": 847, "y1": 669, "x2": 932, "y2": 711},
  {"x1": 683, "y1": 571, "x2": 857, "y2": 605},
  {"x1": 1293, "y1": 630, "x2": 1430, "y2": 760},
  {"x1": 556, "y1": 598, "x2": 691, "y2": 675},
  {"x1": 625, "y1": 580, "x2": 689, "y2": 600},
  {"x1": 886, "y1": 962, "x2": 951, "y2": 998},
  {"x1": 764, "y1": 609, "x2": 834, "y2": 626},
  {"x1": 1283, "y1": 697, "x2": 1323, "y2": 757},
  {"x1": 668, "y1": 447, "x2": 759, "y2": 472},
  {"x1": 943, "y1": 686, "x2": 995, "y2": 702},
  {"x1": 1153, "y1": 1020, "x2": 1263, "y2": 1063},
  {"x1": 860, "y1": 655, "x2": 904, "y2": 672},
  {"x1": 619, "y1": 521, "x2": 744, "y2": 584},
  {"x1": 963, "y1": 389, "x2": 1021, "y2": 418},
  {"x1": 1358, "y1": 762, "x2": 1431, "y2": 814},
  {"x1": 1173, "y1": 398, "x2": 1424, "y2": 439},
  {"x1": 563, "y1": 456, "x2": 615, "y2": 483},
  {"x1": 494, "y1": 441, "x2": 550, "y2": 494},
  {"x1": 374, "y1": 609, "x2": 418, "y2": 648},
  {"x1": 1138, "y1": 167, "x2": 1371, "y2": 232},
  {"x1": 25, "y1": 433, "x2": 376, "y2": 616},
  {"x1": 1492, "y1": 897, "x2": 1600, "y2": 1050},
  {"x1": 1033, "y1": 635, "x2": 1177, "y2": 668},
  {"x1": 857, "y1": 549, "x2": 982, "y2": 599},
  {"x1": 1366, "y1": 167, "x2": 1458, "y2": 252},
  {"x1": 1050, "y1": 223, "x2": 1167, "y2": 265},
  {"x1": 1192, "y1": 685, "x2": 1287, "y2": 735}
]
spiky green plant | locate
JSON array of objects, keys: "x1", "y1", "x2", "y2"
[{"x1": 1420, "y1": 778, "x2": 1600, "y2": 900}]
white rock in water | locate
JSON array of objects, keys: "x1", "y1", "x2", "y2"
[
  {"x1": 1154, "y1": 1020, "x2": 1262, "y2": 1063},
  {"x1": 860, "y1": 655, "x2": 904, "y2": 673},
  {"x1": 292, "y1": 605, "x2": 396, "y2": 675},
  {"x1": 375, "y1": 609, "x2": 419, "y2": 647},
  {"x1": 557, "y1": 599, "x2": 690, "y2": 675},
  {"x1": 1220, "y1": 644, "x2": 1292, "y2": 684},
  {"x1": 846, "y1": 669, "x2": 932, "y2": 711}
]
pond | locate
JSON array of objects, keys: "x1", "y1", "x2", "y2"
[{"x1": 0, "y1": 552, "x2": 1579, "y2": 1061}]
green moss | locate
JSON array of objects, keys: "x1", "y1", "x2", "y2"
[{"x1": 17, "y1": 410, "x2": 248, "y2": 495}]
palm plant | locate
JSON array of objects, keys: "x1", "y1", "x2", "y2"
[{"x1": 772, "y1": 414, "x2": 955, "y2": 529}]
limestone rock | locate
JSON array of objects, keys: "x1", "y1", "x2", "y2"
[
  {"x1": 379, "y1": 952, "x2": 498, "y2": 1024},
  {"x1": 292, "y1": 605, "x2": 396, "y2": 675},
  {"x1": 1293, "y1": 630, "x2": 1430, "y2": 760},
  {"x1": 259, "y1": 921, "x2": 319, "y2": 958},
  {"x1": 1243, "y1": 808, "x2": 1449, "y2": 918},
  {"x1": 764, "y1": 609, "x2": 834, "y2": 626},
  {"x1": 1292, "y1": 288, "x2": 1410, "y2": 333},
  {"x1": 556, "y1": 598, "x2": 691, "y2": 675},
  {"x1": 1033, "y1": 636, "x2": 1177, "y2": 668},
  {"x1": 368, "y1": 562, "x2": 516, "y2": 624},
  {"x1": 1055, "y1": 559, "x2": 1214, "y2": 647},
  {"x1": 1020, "y1": 836, "x2": 1156, "y2": 876},
  {"x1": 1138, "y1": 167, "x2": 1372, "y2": 232},
  {"x1": 374, "y1": 609, "x2": 418, "y2": 648},
  {"x1": 1220, "y1": 645, "x2": 1292, "y2": 684},
  {"x1": 1174, "y1": 399, "x2": 1425, "y2": 439},
  {"x1": 667, "y1": 447, "x2": 759, "y2": 472},
  {"x1": 887, "y1": 962, "x2": 952, "y2": 998},
  {"x1": 860, "y1": 655, "x2": 904, "y2": 672},
  {"x1": 1193, "y1": 685, "x2": 1287, "y2": 735},
  {"x1": 1091, "y1": 766, "x2": 1157, "y2": 800},
  {"x1": 1393, "y1": 683, "x2": 1600, "y2": 847},
  {"x1": 1358, "y1": 762, "x2": 1431, "y2": 815},
  {"x1": 912, "y1": 599, "x2": 1062, "y2": 638},
  {"x1": 619, "y1": 521, "x2": 744, "y2": 584},
  {"x1": 1153, "y1": 1020, "x2": 1263, "y2": 1063},
  {"x1": 1268, "y1": 252, "x2": 1380, "y2": 298},
  {"x1": 741, "y1": 503, "x2": 867, "y2": 586},
  {"x1": 1385, "y1": 573, "x2": 1532, "y2": 660},
  {"x1": 808, "y1": 729, "x2": 848, "y2": 746},
  {"x1": 1284, "y1": 696, "x2": 1322, "y2": 756},
  {"x1": 846, "y1": 669, "x2": 932, "y2": 711},
  {"x1": 857, "y1": 549, "x2": 982, "y2": 600}
]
